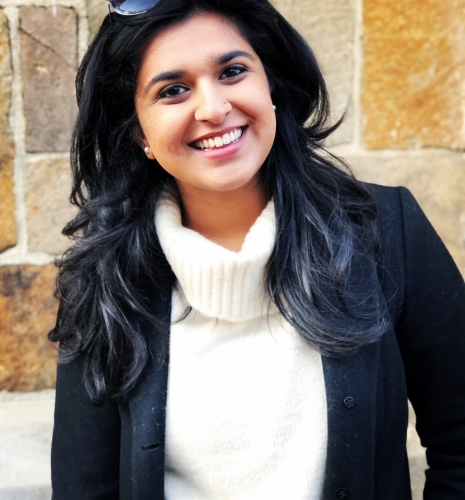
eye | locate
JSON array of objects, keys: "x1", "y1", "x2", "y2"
[
  {"x1": 220, "y1": 64, "x2": 247, "y2": 80},
  {"x1": 158, "y1": 84, "x2": 188, "y2": 99}
]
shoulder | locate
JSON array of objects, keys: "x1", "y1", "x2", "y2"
[
  {"x1": 364, "y1": 183, "x2": 436, "y2": 254},
  {"x1": 364, "y1": 182, "x2": 464, "y2": 318},
  {"x1": 365, "y1": 183, "x2": 417, "y2": 225},
  {"x1": 360, "y1": 182, "x2": 460, "y2": 321},
  {"x1": 365, "y1": 183, "x2": 454, "y2": 266}
]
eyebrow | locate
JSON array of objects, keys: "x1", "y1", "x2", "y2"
[
  {"x1": 142, "y1": 50, "x2": 256, "y2": 96},
  {"x1": 215, "y1": 50, "x2": 255, "y2": 65},
  {"x1": 143, "y1": 70, "x2": 186, "y2": 96}
]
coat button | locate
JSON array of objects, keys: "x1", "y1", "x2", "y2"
[
  {"x1": 343, "y1": 396, "x2": 355, "y2": 409},
  {"x1": 336, "y1": 487, "x2": 349, "y2": 498},
  {"x1": 141, "y1": 443, "x2": 160, "y2": 452}
]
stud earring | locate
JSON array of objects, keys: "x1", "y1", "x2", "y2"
[
  {"x1": 272, "y1": 104, "x2": 276, "y2": 111},
  {"x1": 144, "y1": 146, "x2": 150, "y2": 156}
]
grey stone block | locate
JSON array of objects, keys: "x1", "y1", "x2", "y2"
[
  {"x1": 0, "y1": 390, "x2": 55, "y2": 497},
  {"x1": 25, "y1": 158, "x2": 77, "y2": 254},
  {"x1": 19, "y1": 6, "x2": 78, "y2": 152},
  {"x1": 0, "y1": 486, "x2": 52, "y2": 500}
]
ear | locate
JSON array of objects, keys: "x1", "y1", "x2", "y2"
[{"x1": 134, "y1": 124, "x2": 156, "y2": 160}]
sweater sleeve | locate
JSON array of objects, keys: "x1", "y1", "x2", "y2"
[
  {"x1": 51, "y1": 355, "x2": 121, "y2": 499},
  {"x1": 393, "y1": 187, "x2": 465, "y2": 499}
]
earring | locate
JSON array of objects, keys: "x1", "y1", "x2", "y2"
[
  {"x1": 144, "y1": 146, "x2": 150, "y2": 156},
  {"x1": 272, "y1": 104, "x2": 276, "y2": 111}
]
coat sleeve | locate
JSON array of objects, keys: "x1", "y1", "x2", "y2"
[
  {"x1": 393, "y1": 187, "x2": 465, "y2": 499},
  {"x1": 51, "y1": 355, "x2": 121, "y2": 499}
]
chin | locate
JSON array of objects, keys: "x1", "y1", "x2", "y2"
[
  {"x1": 207, "y1": 173, "x2": 261, "y2": 193},
  {"x1": 207, "y1": 164, "x2": 262, "y2": 191}
]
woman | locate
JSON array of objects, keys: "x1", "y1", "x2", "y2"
[{"x1": 50, "y1": 0, "x2": 465, "y2": 498}]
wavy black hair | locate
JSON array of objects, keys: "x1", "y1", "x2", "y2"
[{"x1": 49, "y1": 0, "x2": 389, "y2": 404}]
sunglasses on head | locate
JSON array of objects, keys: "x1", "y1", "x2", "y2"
[{"x1": 107, "y1": 0, "x2": 158, "y2": 15}]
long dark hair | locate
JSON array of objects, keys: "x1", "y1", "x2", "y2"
[{"x1": 49, "y1": 0, "x2": 389, "y2": 404}]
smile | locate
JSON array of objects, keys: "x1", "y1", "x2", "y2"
[{"x1": 191, "y1": 127, "x2": 246, "y2": 150}]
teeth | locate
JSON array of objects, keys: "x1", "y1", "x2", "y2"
[{"x1": 194, "y1": 127, "x2": 243, "y2": 150}]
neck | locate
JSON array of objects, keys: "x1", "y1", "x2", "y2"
[{"x1": 177, "y1": 182, "x2": 268, "y2": 252}]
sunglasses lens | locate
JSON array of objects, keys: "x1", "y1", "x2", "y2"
[{"x1": 109, "y1": 0, "x2": 158, "y2": 15}]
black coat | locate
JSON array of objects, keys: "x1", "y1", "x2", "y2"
[{"x1": 51, "y1": 185, "x2": 465, "y2": 499}]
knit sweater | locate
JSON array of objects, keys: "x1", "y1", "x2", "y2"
[{"x1": 155, "y1": 196, "x2": 328, "y2": 500}]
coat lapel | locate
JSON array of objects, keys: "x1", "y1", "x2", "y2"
[
  {"x1": 126, "y1": 285, "x2": 171, "y2": 500},
  {"x1": 321, "y1": 341, "x2": 381, "y2": 499}
]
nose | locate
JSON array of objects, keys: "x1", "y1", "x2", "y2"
[{"x1": 194, "y1": 80, "x2": 231, "y2": 123}]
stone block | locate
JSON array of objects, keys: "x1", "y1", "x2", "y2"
[
  {"x1": 0, "y1": 390, "x2": 54, "y2": 498},
  {"x1": 19, "y1": 6, "x2": 78, "y2": 152},
  {"x1": 362, "y1": 0, "x2": 465, "y2": 150},
  {"x1": 87, "y1": 0, "x2": 109, "y2": 42},
  {"x1": 0, "y1": 265, "x2": 58, "y2": 391},
  {"x1": 272, "y1": 0, "x2": 354, "y2": 145},
  {"x1": 25, "y1": 158, "x2": 76, "y2": 254},
  {"x1": 347, "y1": 153, "x2": 465, "y2": 273},
  {"x1": 0, "y1": 10, "x2": 16, "y2": 252},
  {"x1": 0, "y1": 148, "x2": 15, "y2": 253}
]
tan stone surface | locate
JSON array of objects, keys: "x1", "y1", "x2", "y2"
[
  {"x1": 0, "y1": 265, "x2": 58, "y2": 391},
  {"x1": 19, "y1": 6, "x2": 78, "y2": 152},
  {"x1": 25, "y1": 157, "x2": 76, "y2": 254},
  {"x1": 272, "y1": 0, "x2": 354, "y2": 145},
  {"x1": 348, "y1": 153, "x2": 465, "y2": 273},
  {"x1": 362, "y1": 0, "x2": 465, "y2": 150},
  {"x1": 87, "y1": 0, "x2": 109, "y2": 42},
  {"x1": 0, "y1": 10, "x2": 16, "y2": 252}
]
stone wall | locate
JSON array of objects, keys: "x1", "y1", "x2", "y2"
[
  {"x1": 0, "y1": 0, "x2": 463, "y2": 495},
  {"x1": 0, "y1": 0, "x2": 463, "y2": 391},
  {"x1": 0, "y1": 0, "x2": 84, "y2": 391}
]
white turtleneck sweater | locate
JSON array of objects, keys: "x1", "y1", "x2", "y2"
[{"x1": 155, "y1": 197, "x2": 327, "y2": 500}]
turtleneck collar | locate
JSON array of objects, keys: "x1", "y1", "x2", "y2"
[{"x1": 155, "y1": 196, "x2": 276, "y2": 322}]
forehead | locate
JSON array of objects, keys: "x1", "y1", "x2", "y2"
[{"x1": 139, "y1": 12, "x2": 256, "y2": 73}]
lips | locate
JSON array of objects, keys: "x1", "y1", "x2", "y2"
[{"x1": 190, "y1": 126, "x2": 246, "y2": 150}]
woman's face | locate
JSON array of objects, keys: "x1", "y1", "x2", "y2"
[{"x1": 135, "y1": 12, "x2": 276, "y2": 197}]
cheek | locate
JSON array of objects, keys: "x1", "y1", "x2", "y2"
[
  {"x1": 254, "y1": 102, "x2": 276, "y2": 145},
  {"x1": 243, "y1": 85, "x2": 275, "y2": 133},
  {"x1": 142, "y1": 112, "x2": 187, "y2": 157}
]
